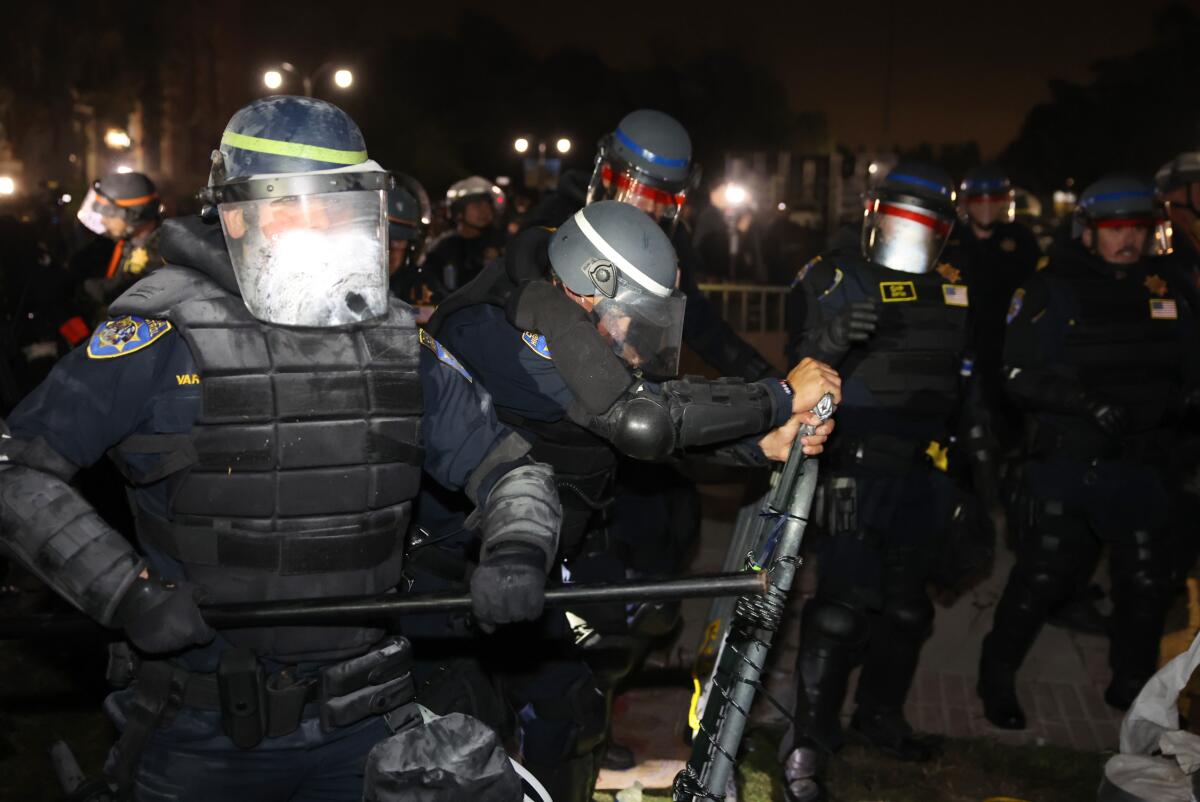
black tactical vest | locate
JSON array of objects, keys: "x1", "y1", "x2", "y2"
[
  {"x1": 1038, "y1": 266, "x2": 1185, "y2": 452},
  {"x1": 832, "y1": 257, "x2": 969, "y2": 423},
  {"x1": 114, "y1": 266, "x2": 424, "y2": 661}
]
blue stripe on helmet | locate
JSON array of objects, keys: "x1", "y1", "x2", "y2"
[
  {"x1": 614, "y1": 128, "x2": 689, "y2": 169},
  {"x1": 887, "y1": 172, "x2": 952, "y2": 195},
  {"x1": 963, "y1": 178, "x2": 1009, "y2": 192},
  {"x1": 1080, "y1": 189, "x2": 1154, "y2": 207}
]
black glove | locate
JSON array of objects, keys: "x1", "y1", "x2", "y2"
[
  {"x1": 807, "y1": 301, "x2": 879, "y2": 364},
  {"x1": 830, "y1": 301, "x2": 880, "y2": 345},
  {"x1": 470, "y1": 547, "x2": 547, "y2": 630},
  {"x1": 1083, "y1": 397, "x2": 1130, "y2": 438},
  {"x1": 116, "y1": 574, "x2": 215, "y2": 654}
]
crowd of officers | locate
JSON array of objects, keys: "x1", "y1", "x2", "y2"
[{"x1": 0, "y1": 91, "x2": 1198, "y2": 802}]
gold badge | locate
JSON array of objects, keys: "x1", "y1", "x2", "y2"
[
  {"x1": 1145, "y1": 274, "x2": 1169, "y2": 298},
  {"x1": 935, "y1": 262, "x2": 961, "y2": 283},
  {"x1": 127, "y1": 247, "x2": 149, "y2": 274},
  {"x1": 879, "y1": 281, "x2": 917, "y2": 302}
]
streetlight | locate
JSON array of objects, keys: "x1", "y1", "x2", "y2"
[
  {"x1": 555, "y1": 137, "x2": 571, "y2": 155},
  {"x1": 0, "y1": 176, "x2": 15, "y2": 195},
  {"x1": 262, "y1": 62, "x2": 354, "y2": 97},
  {"x1": 104, "y1": 128, "x2": 132, "y2": 150},
  {"x1": 513, "y1": 137, "x2": 530, "y2": 154},
  {"x1": 115, "y1": 165, "x2": 133, "y2": 174}
]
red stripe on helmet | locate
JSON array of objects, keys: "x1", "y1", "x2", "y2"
[
  {"x1": 878, "y1": 202, "x2": 952, "y2": 235},
  {"x1": 1095, "y1": 217, "x2": 1155, "y2": 229},
  {"x1": 601, "y1": 164, "x2": 686, "y2": 207}
]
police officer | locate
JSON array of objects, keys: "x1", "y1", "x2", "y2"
[
  {"x1": 422, "y1": 175, "x2": 507, "y2": 295},
  {"x1": 529, "y1": 109, "x2": 778, "y2": 382},
  {"x1": 781, "y1": 164, "x2": 984, "y2": 802},
  {"x1": 421, "y1": 200, "x2": 839, "y2": 801},
  {"x1": 385, "y1": 174, "x2": 447, "y2": 307},
  {"x1": 977, "y1": 175, "x2": 1200, "y2": 730},
  {"x1": 1156, "y1": 152, "x2": 1200, "y2": 312},
  {"x1": 74, "y1": 171, "x2": 164, "y2": 314},
  {"x1": 0, "y1": 96, "x2": 562, "y2": 802},
  {"x1": 944, "y1": 165, "x2": 1041, "y2": 457}
]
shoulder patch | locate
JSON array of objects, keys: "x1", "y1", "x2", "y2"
[
  {"x1": 419, "y1": 328, "x2": 473, "y2": 381},
  {"x1": 87, "y1": 316, "x2": 172, "y2": 359},
  {"x1": 1006, "y1": 288, "x2": 1025, "y2": 324},
  {"x1": 521, "y1": 330, "x2": 553, "y2": 360}
]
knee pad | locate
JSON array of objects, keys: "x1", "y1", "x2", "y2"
[{"x1": 803, "y1": 598, "x2": 868, "y2": 648}]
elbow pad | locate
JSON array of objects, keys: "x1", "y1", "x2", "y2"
[
  {"x1": 480, "y1": 462, "x2": 562, "y2": 572},
  {"x1": 575, "y1": 377, "x2": 776, "y2": 461},
  {"x1": 0, "y1": 461, "x2": 143, "y2": 625}
]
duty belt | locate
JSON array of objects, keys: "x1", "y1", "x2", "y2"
[
  {"x1": 110, "y1": 638, "x2": 415, "y2": 796},
  {"x1": 829, "y1": 433, "x2": 938, "y2": 473}
]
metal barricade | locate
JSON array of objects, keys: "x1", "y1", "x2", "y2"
[{"x1": 696, "y1": 284, "x2": 789, "y2": 333}]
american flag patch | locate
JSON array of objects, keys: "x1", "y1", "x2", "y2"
[
  {"x1": 1150, "y1": 299, "x2": 1178, "y2": 320},
  {"x1": 942, "y1": 284, "x2": 969, "y2": 307}
]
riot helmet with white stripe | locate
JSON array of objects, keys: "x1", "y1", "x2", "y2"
[
  {"x1": 199, "y1": 95, "x2": 392, "y2": 328},
  {"x1": 548, "y1": 200, "x2": 686, "y2": 377},
  {"x1": 586, "y1": 109, "x2": 698, "y2": 230},
  {"x1": 862, "y1": 162, "x2": 957, "y2": 274}
]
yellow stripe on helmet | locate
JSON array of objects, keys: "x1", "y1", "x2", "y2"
[{"x1": 220, "y1": 131, "x2": 367, "y2": 166}]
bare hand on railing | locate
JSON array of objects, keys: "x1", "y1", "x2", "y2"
[
  {"x1": 785, "y1": 358, "x2": 842, "y2": 415},
  {"x1": 758, "y1": 413, "x2": 836, "y2": 461}
]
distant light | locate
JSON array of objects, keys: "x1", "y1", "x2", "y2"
[
  {"x1": 0, "y1": 176, "x2": 14, "y2": 195},
  {"x1": 868, "y1": 162, "x2": 879, "y2": 175},
  {"x1": 555, "y1": 137, "x2": 572, "y2": 155},
  {"x1": 104, "y1": 128, "x2": 131, "y2": 149},
  {"x1": 723, "y1": 183, "x2": 748, "y2": 207},
  {"x1": 777, "y1": 202, "x2": 787, "y2": 211},
  {"x1": 333, "y1": 69, "x2": 353, "y2": 89},
  {"x1": 263, "y1": 69, "x2": 284, "y2": 90},
  {"x1": 61, "y1": 193, "x2": 72, "y2": 204},
  {"x1": 116, "y1": 165, "x2": 133, "y2": 174},
  {"x1": 514, "y1": 137, "x2": 530, "y2": 154},
  {"x1": 495, "y1": 175, "x2": 512, "y2": 187}
]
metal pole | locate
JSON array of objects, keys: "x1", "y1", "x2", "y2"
[{"x1": 0, "y1": 572, "x2": 765, "y2": 641}]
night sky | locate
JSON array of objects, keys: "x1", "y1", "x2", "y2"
[{"x1": 348, "y1": 0, "x2": 1189, "y2": 155}]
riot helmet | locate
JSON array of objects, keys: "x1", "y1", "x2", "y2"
[
  {"x1": 862, "y1": 163, "x2": 957, "y2": 274},
  {"x1": 386, "y1": 174, "x2": 431, "y2": 274},
  {"x1": 77, "y1": 171, "x2": 162, "y2": 239},
  {"x1": 548, "y1": 200, "x2": 686, "y2": 378},
  {"x1": 586, "y1": 110, "x2": 698, "y2": 228},
  {"x1": 445, "y1": 175, "x2": 503, "y2": 230},
  {"x1": 199, "y1": 95, "x2": 392, "y2": 328},
  {"x1": 959, "y1": 164, "x2": 1015, "y2": 230},
  {"x1": 1072, "y1": 175, "x2": 1156, "y2": 266},
  {"x1": 1156, "y1": 151, "x2": 1200, "y2": 253}
]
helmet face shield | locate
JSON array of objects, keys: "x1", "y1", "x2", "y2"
[
  {"x1": 592, "y1": 270, "x2": 686, "y2": 377},
  {"x1": 962, "y1": 190, "x2": 1016, "y2": 228},
  {"x1": 219, "y1": 187, "x2": 389, "y2": 327},
  {"x1": 598, "y1": 162, "x2": 689, "y2": 222},
  {"x1": 862, "y1": 198, "x2": 954, "y2": 274}
]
